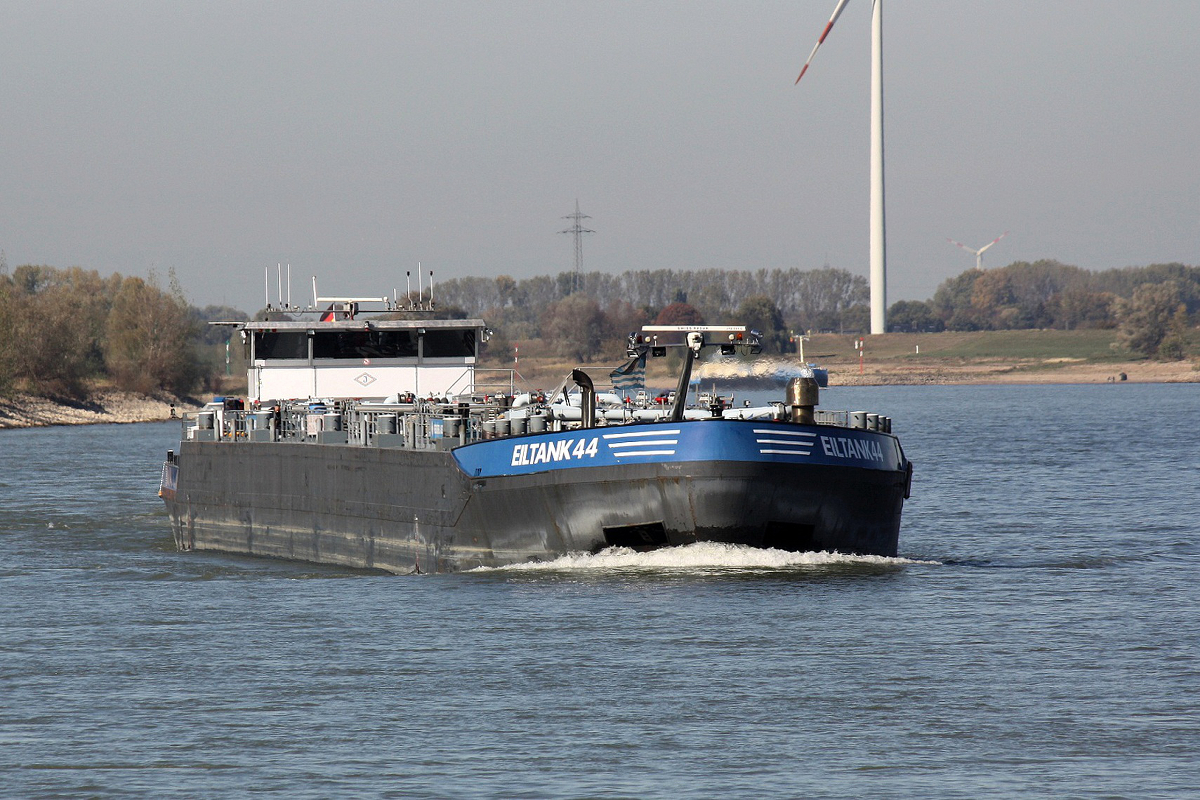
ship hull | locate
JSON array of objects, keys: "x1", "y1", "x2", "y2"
[{"x1": 162, "y1": 420, "x2": 909, "y2": 573}]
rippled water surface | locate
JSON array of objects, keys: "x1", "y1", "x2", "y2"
[{"x1": 2, "y1": 384, "x2": 1198, "y2": 798}]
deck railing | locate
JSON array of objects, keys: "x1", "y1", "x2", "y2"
[{"x1": 176, "y1": 396, "x2": 891, "y2": 449}]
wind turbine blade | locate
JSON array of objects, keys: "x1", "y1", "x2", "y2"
[
  {"x1": 947, "y1": 238, "x2": 980, "y2": 255},
  {"x1": 795, "y1": 0, "x2": 852, "y2": 84},
  {"x1": 977, "y1": 231, "x2": 1009, "y2": 255}
]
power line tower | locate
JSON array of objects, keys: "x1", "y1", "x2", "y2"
[{"x1": 559, "y1": 199, "x2": 594, "y2": 294}]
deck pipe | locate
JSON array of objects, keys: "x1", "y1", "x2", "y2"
[{"x1": 571, "y1": 369, "x2": 596, "y2": 428}]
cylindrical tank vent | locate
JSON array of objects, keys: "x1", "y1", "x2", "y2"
[
  {"x1": 252, "y1": 411, "x2": 271, "y2": 429},
  {"x1": 851, "y1": 411, "x2": 868, "y2": 429},
  {"x1": 443, "y1": 417, "x2": 460, "y2": 438},
  {"x1": 866, "y1": 413, "x2": 879, "y2": 431},
  {"x1": 197, "y1": 411, "x2": 214, "y2": 430},
  {"x1": 510, "y1": 416, "x2": 527, "y2": 436},
  {"x1": 785, "y1": 376, "x2": 820, "y2": 424},
  {"x1": 529, "y1": 413, "x2": 547, "y2": 433},
  {"x1": 322, "y1": 412, "x2": 341, "y2": 432},
  {"x1": 494, "y1": 418, "x2": 510, "y2": 437},
  {"x1": 882, "y1": 416, "x2": 891, "y2": 433},
  {"x1": 482, "y1": 420, "x2": 496, "y2": 439},
  {"x1": 377, "y1": 414, "x2": 397, "y2": 435}
]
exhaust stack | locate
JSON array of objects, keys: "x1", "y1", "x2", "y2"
[{"x1": 786, "y1": 375, "x2": 820, "y2": 425}]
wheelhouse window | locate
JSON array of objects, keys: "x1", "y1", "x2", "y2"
[
  {"x1": 254, "y1": 331, "x2": 309, "y2": 360},
  {"x1": 422, "y1": 329, "x2": 476, "y2": 358},
  {"x1": 312, "y1": 330, "x2": 418, "y2": 360}
]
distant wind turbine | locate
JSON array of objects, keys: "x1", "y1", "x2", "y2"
[
  {"x1": 796, "y1": 0, "x2": 886, "y2": 335},
  {"x1": 947, "y1": 231, "x2": 1010, "y2": 270}
]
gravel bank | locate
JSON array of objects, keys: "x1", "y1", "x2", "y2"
[{"x1": 0, "y1": 392, "x2": 202, "y2": 429}]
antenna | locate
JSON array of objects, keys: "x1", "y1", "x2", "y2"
[
  {"x1": 276, "y1": 264, "x2": 282, "y2": 309},
  {"x1": 406, "y1": 271, "x2": 413, "y2": 309},
  {"x1": 947, "y1": 231, "x2": 1010, "y2": 270},
  {"x1": 287, "y1": 263, "x2": 292, "y2": 309},
  {"x1": 312, "y1": 276, "x2": 318, "y2": 309},
  {"x1": 418, "y1": 262, "x2": 424, "y2": 308},
  {"x1": 264, "y1": 266, "x2": 270, "y2": 310},
  {"x1": 429, "y1": 270, "x2": 434, "y2": 309},
  {"x1": 559, "y1": 199, "x2": 594, "y2": 294},
  {"x1": 796, "y1": 0, "x2": 886, "y2": 334}
]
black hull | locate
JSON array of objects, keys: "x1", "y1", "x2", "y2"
[{"x1": 163, "y1": 438, "x2": 907, "y2": 573}]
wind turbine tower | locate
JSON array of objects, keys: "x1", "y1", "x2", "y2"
[
  {"x1": 796, "y1": 0, "x2": 887, "y2": 335},
  {"x1": 947, "y1": 231, "x2": 1010, "y2": 270}
]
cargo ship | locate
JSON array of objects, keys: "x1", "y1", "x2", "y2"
[{"x1": 159, "y1": 287, "x2": 911, "y2": 573}]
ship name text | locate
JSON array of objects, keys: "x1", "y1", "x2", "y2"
[
  {"x1": 511, "y1": 437, "x2": 600, "y2": 467},
  {"x1": 821, "y1": 435, "x2": 885, "y2": 462}
]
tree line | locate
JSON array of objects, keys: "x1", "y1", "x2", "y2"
[
  {"x1": 436, "y1": 267, "x2": 868, "y2": 361},
  {"x1": 2, "y1": 258, "x2": 1194, "y2": 399},
  {"x1": 438, "y1": 262, "x2": 1197, "y2": 361},
  {"x1": 0, "y1": 265, "x2": 214, "y2": 398},
  {"x1": 889, "y1": 260, "x2": 1198, "y2": 358}
]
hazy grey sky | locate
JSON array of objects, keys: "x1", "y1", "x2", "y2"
[{"x1": 3, "y1": 1, "x2": 1197, "y2": 311}]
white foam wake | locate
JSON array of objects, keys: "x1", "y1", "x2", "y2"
[{"x1": 473, "y1": 542, "x2": 937, "y2": 573}]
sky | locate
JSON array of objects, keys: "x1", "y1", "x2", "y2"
[{"x1": 2, "y1": 1, "x2": 1198, "y2": 313}]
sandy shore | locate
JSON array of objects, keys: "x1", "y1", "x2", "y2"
[
  {"x1": 0, "y1": 392, "x2": 202, "y2": 430},
  {"x1": 825, "y1": 358, "x2": 1200, "y2": 386}
]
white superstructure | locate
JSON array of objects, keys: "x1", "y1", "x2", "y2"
[{"x1": 234, "y1": 316, "x2": 487, "y2": 403}]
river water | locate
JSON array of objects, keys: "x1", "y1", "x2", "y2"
[{"x1": 1, "y1": 384, "x2": 1197, "y2": 798}]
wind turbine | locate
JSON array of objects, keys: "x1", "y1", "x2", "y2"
[
  {"x1": 796, "y1": 0, "x2": 886, "y2": 335},
  {"x1": 947, "y1": 231, "x2": 1009, "y2": 270}
]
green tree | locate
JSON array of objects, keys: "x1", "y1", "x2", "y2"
[
  {"x1": 734, "y1": 295, "x2": 789, "y2": 353},
  {"x1": 1156, "y1": 305, "x2": 1192, "y2": 361},
  {"x1": 495, "y1": 275, "x2": 517, "y2": 308},
  {"x1": 0, "y1": 275, "x2": 14, "y2": 395},
  {"x1": 887, "y1": 300, "x2": 943, "y2": 333},
  {"x1": 6, "y1": 266, "x2": 110, "y2": 397},
  {"x1": 540, "y1": 293, "x2": 607, "y2": 362},
  {"x1": 1057, "y1": 285, "x2": 1116, "y2": 330},
  {"x1": 192, "y1": 305, "x2": 251, "y2": 346},
  {"x1": 104, "y1": 274, "x2": 201, "y2": 394},
  {"x1": 1115, "y1": 281, "x2": 1183, "y2": 358},
  {"x1": 602, "y1": 301, "x2": 650, "y2": 359},
  {"x1": 792, "y1": 268, "x2": 869, "y2": 332},
  {"x1": 653, "y1": 302, "x2": 705, "y2": 327},
  {"x1": 840, "y1": 304, "x2": 871, "y2": 334},
  {"x1": 932, "y1": 269, "x2": 990, "y2": 330}
]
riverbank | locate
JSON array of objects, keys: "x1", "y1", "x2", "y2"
[
  {"x1": 502, "y1": 353, "x2": 1199, "y2": 389},
  {"x1": 0, "y1": 392, "x2": 201, "y2": 430},
  {"x1": 2, "y1": 331, "x2": 1195, "y2": 429},
  {"x1": 816, "y1": 356, "x2": 1199, "y2": 386},
  {"x1": 499, "y1": 329, "x2": 1200, "y2": 388}
]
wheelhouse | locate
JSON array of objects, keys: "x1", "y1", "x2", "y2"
[{"x1": 243, "y1": 318, "x2": 486, "y2": 402}]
